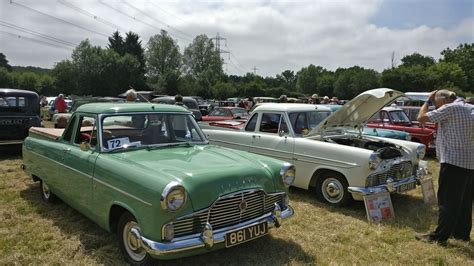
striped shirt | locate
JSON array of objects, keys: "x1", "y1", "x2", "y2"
[{"x1": 427, "y1": 99, "x2": 474, "y2": 169}]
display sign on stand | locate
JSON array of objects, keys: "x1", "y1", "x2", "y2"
[
  {"x1": 363, "y1": 192, "x2": 395, "y2": 223},
  {"x1": 421, "y1": 177, "x2": 436, "y2": 205}
]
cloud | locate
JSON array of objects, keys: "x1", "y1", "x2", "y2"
[{"x1": 0, "y1": 0, "x2": 471, "y2": 77}]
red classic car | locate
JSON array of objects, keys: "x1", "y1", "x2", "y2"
[
  {"x1": 366, "y1": 106, "x2": 436, "y2": 152},
  {"x1": 202, "y1": 107, "x2": 249, "y2": 122}
]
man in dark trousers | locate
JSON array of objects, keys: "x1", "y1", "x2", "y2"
[{"x1": 416, "y1": 89, "x2": 474, "y2": 246}]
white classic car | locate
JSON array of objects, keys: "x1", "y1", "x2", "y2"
[{"x1": 203, "y1": 88, "x2": 427, "y2": 206}]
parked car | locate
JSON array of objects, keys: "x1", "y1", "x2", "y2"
[
  {"x1": 0, "y1": 88, "x2": 41, "y2": 145},
  {"x1": 202, "y1": 107, "x2": 249, "y2": 122},
  {"x1": 317, "y1": 104, "x2": 412, "y2": 140},
  {"x1": 52, "y1": 96, "x2": 125, "y2": 128},
  {"x1": 152, "y1": 96, "x2": 202, "y2": 121},
  {"x1": 366, "y1": 106, "x2": 436, "y2": 151},
  {"x1": 399, "y1": 105, "x2": 437, "y2": 130},
  {"x1": 203, "y1": 88, "x2": 428, "y2": 206},
  {"x1": 22, "y1": 103, "x2": 294, "y2": 263}
]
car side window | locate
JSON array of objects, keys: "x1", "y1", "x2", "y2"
[
  {"x1": 74, "y1": 116, "x2": 97, "y2": 146},
  {"x1": 259, "y1": 113, "x2": 281, "y2": 134},
  {"x1": 381, "y1": 111, "x2": 390, "y2": 123},
  {"x1": 368, "y1": 112, "x2": 381, "y2": 123},
  {"x1": 245, "y1": 113, "x2": 258, "y2": 132},
  {"x1": 279, "y1": 116, "x2": 289, "y2": 134},
  {"x1": 62, "y1": 116, "x2": 76, "y2": 142}
]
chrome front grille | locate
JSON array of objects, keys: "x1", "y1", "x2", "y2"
[
  {"x1": 366, "y1": 161, "x2": 414, "y2": 186},
  {"x1": 171, "y1": 190, "x2": 285, "y2": 238}
]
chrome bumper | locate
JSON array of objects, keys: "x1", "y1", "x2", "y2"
[
  {"x1": 348, "y1": 175, "x2": 420, "y2": 197},
  {"x1": 131, "y1": 205, "x2": 294, "y2": 257}
]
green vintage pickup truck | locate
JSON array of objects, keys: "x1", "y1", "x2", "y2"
[{"x1": 22, "y1": 103, "x2": 294, "y2": 264}]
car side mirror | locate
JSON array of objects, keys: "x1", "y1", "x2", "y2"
[
  {"x1": 80, "y1": 141, "x2": 90, "y2": 151},
  {"x1": 278, "y1": 130, "x2": 287, "y2": 137}
]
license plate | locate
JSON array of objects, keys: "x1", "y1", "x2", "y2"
[
  {"x1": 225, "y1": 222, "x2": 268, "y2": 247},
  {"x1": 397, "y1": 181, "x2": 416, "y2": 193}
]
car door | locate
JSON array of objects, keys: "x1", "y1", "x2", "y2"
[
  {"x1": 60, "y1": 114, "x2": 98, "y2": 215},
  {"x1": 251, "y1": 112, "x2": 295, "y2": 162}
]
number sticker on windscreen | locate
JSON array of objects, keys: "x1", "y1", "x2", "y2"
[{"x1": 107, "y1": 137, "x2": 130, "y2": 150}]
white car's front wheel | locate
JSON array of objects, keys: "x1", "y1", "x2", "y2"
[{"x1": 317, "y1": 173, "x2": 351, "y2": 207}]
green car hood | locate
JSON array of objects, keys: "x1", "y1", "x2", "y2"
[{"x1": 109, "y1": 145, "x2": 279, "y2": 210}]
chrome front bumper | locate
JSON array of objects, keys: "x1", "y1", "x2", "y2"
[
  {"x1": 348, "y1": 163, "x2": 428, "y2": 198},
  {"x1": 348, "y1": 175, "x2": 420, "y2": 198},
  {"x1": 131, "y1": 205, "x2": 294, "y2": 257}
]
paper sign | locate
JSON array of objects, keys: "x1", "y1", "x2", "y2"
[
  {"x1": 363, "y1": 192, "x2": 395, "y2": 223},
  {"x1": 107, "y1": 137, "x2": 130, "y2": 150},
  {"x1": 421, "y1": 177, "x2": 436, "y2": 205}
]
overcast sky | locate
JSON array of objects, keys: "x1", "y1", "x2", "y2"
[{"x1": 0, "y1": 0, "x2": 472, "y2": 76}]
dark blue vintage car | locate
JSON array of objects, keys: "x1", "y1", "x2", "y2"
[{"x1": 0, "y1": 88, "x2": 41, "y2": 145}]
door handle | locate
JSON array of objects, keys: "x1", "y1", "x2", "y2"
[
  {"x1": 63, "y1": 148, "x2": 71, "y2": 153},
  {"x1": 252, "y1": 135, "x2": 260, "y2": 139}
]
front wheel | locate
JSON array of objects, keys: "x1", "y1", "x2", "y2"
[
  {"x1": 40, "y1": 179, "x2": 58, "y2": 203},
  {"x1": 316, "y1": 173, "x2": 351, "y2": 207},
  {"x1": 117, "y1": 212, "x2": 154, "y2": 265}
]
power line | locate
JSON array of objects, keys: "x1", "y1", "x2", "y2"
[
  {"x1": 121, "y1": 1, "x2": 193, "y2": 41},
  {"x1": 99, "y1": 0, "x2": 189, "y2": 44},
  {"x1": 0, "y1": 20, "x2": 77, "y2": 47},
  {"x1": 147, "y1": 1, "x2": 187, "y2": 24},
  {"x1": 58, "y1": 0, "x2": 125, "y2": 32},
  {"x1": 9, "y1": 0, "x2": 108, "y2": 37},
  {"x1": 0, "y1": 30, "x2": 73, "y2": 50}
]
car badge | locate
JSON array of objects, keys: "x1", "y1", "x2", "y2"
[{"x1": 239, "y1": 200, "x2": 247, "y2": 211}]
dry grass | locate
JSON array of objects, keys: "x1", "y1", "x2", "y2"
[{"x1": 1, "y1": 149, "x2": 473, "y2": 265}]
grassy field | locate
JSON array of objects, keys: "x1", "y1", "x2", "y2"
[{"x1": 0, "y1": 149, "x2": 473, "y2": 265}]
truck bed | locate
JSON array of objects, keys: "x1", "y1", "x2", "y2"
[{"x1": 29, "y1": 127, "x2": 64, "y2": 140}]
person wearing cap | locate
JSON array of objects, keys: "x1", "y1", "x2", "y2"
[
  {"x1": 415, "y1": 89, "x2": 474, "y2": 246},
  {"x1": 55, "y1": 93, "x2": 67, "y2": 113},
  {"x1": 330, "y1": 97, "x2": 339, "y2": 105},
  {"x1": 321, "y1": 96, "x2": 330, "y2": 104},
  {"x1": 310, "y1": 94, "x2": 320, "y2": 104},
  {"x1": 126, "y1": 89, "x2": 137, "y2": 102},
  {"x1": 279, "y1": 94, "x2": 288, "y2": 103},
  {"x1": 466, "y1": 97, "x2": 474, "y2": 105}
]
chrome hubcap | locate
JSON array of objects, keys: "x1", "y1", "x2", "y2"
[
  {"x1": 322, "y1": 178, "x2": 344, "y2": 204},
  {"x1": 123, "y1": 221, "x2": 146, "y2": 261},
  {"x1": 41, "y1": 181, "x2": 50, "y2": 199}
]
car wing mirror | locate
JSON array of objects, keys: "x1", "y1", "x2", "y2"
[
  {"x1": 278, "y1": 130, "x2": 288, "y2": 137},
  {"x1": 80, "y1": 142, "x2": 90, "y2": 151}
]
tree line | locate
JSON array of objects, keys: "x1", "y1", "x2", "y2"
[{"x1": 0, "y1": 31, "x2": 472, "y2": 99}]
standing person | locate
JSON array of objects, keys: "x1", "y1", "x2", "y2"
[
  {"x1": 279, "y1": 94, "x2": 288, "y2": 103},
  {"x1": 174, "y1": 94, "x2": 187, "y2": 108},
  {"x1": 238, "y1": 99, "x2": 246, "y2": 108},
  {"x1": 310, "y1": 94, "x2": 320, "y2": 104},
  {"x1": 415, "y1": 89, "x2": 474, "y2": 245},
  {"x1": 126, "y1": 89, "x2": 137, "y2": 102},
  {"x1": 55, "y1": 94, "x2": 67, "y2": 113}
]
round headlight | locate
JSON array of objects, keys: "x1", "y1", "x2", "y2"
[
  {"x1": 416, "y1": 144, "x2": 426, "y2": 160},
  {"x1": 280, "y1": 163, "x2": 295, "y2": 186},
  {"x1": 369, "y1": 152, "x2": 382, "y2": 170},
  {"x1": 161, "y1": 182, "x2": 186, "y2": 211}
]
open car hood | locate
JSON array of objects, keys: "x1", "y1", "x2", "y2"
[{"x1": 310, "y1": 88, "x2": 404, "y2": 135}]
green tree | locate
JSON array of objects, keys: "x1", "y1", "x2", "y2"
[
  {"x1": 146, "y1": 30, "x2": 182, "y2": 95},
  {"x1": 401, "y1": 52, "x2": 435, "y2": 67},
  {"x1": 211, "y1": 81, "x2": 236, "y2": 99},
  {"x1": 107, "y1": 31, "x2": 125, "y2": 56},
  {"x1": 334, "y1": 66, "x2": 380, "y2": 99},
  {"x1": 17, "y1": 72, "x2": 40, "y2": 91},
  {"x1": 276, "y1": 70, "x2": 296, "y2": 90},
  {"x1": 296, "y1": 64, "x2": 323, "y2": 94},
  {"x1": 0, "y1": 53, "x2": 12, "y2": 71},
  {"x1": 441, "y1": 43, "x2": 474, "y2": 92},
  {"x1": 51, "y1": 60, "x2": 76, "y2": 95},
  {"x1": 427, "y1": 61, "x2": 467, "y2": 90},
  {"x1": 0, "y1": 67, "x2": 12, "y2": 87},
  {"x1": 183, "y1": 34, "x2": 223, "y2": 93},
  {"x1": 317, "y1": 73, "x2": 335, "y2": 97}
]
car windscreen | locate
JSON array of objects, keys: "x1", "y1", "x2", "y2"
[
  {"x1": 289, "y1": 111, "x2": 332, "y2": 136},
  {"x1": 184, "y1": 101, "x2": 198, "y2": 109},
  {"x1": 389, "y1": 110, "x2": 410, "y2": 123},
  {"x1": 0, "y1": 96, "x2": 35, "y2": 114},
  {"x1": 101, "y1": 113, "x2": 206, "y2": 151}
]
